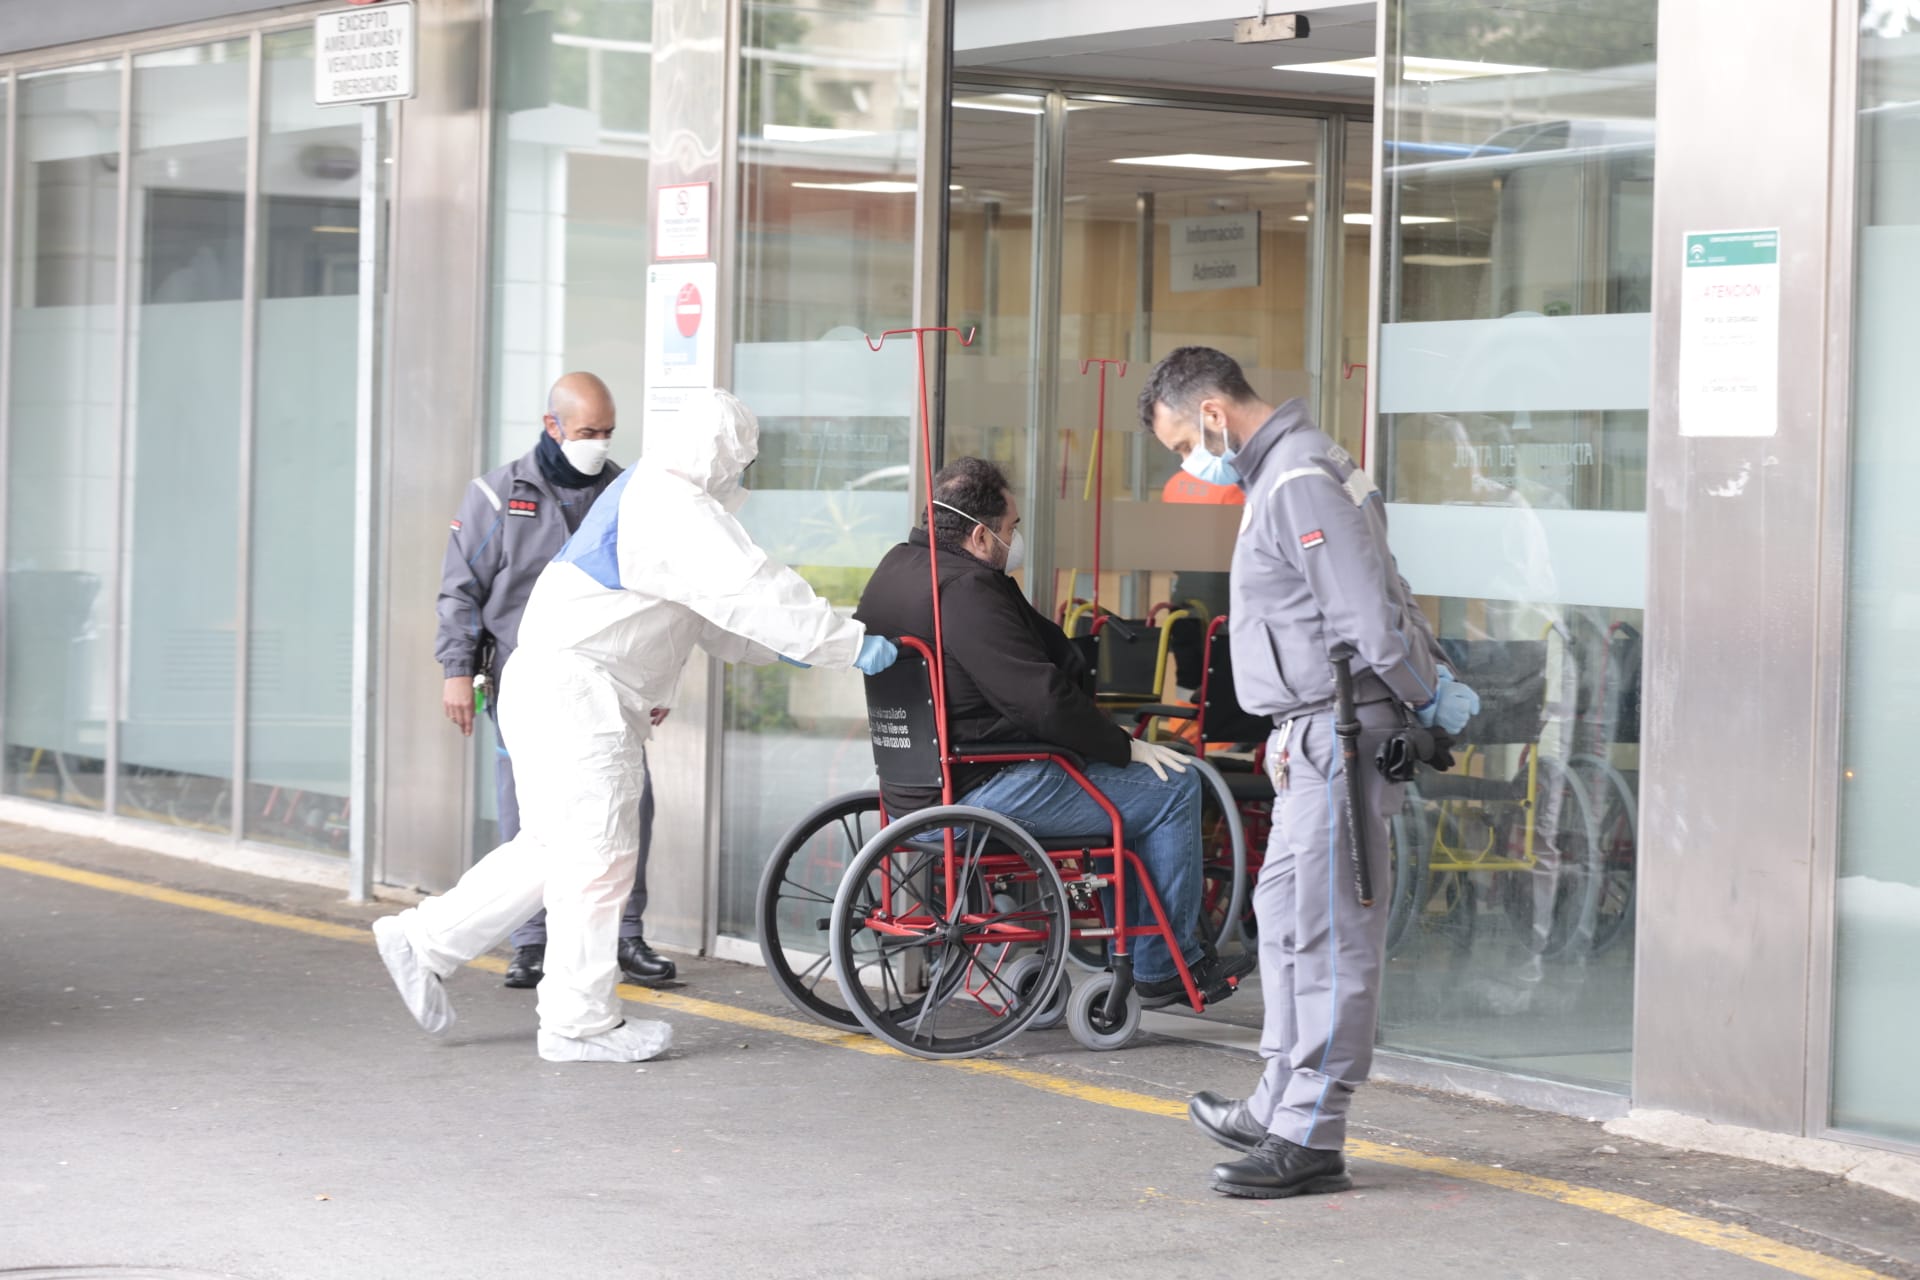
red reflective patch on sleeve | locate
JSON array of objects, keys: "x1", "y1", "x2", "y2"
[
  {"x1": 450, "y1": 519, "x2": 462, "y2": 532},
  {"x1": 1300, "y1": 530, "x2": 1326, "y2": 550}
]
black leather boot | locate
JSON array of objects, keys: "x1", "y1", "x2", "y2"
[
  {"x1": 617, "y1": 936, "x2": 677, "y2": 985},
  {"x1": 1210, "y1": 1134, "x2": 1352, "y2": 1199},
  {"x1": 1188, "y1": 1091, "x2": 1266, "y2": 1154},
  {"x1": 503, "y1": 943, "x2": 545, "y2": 989}
]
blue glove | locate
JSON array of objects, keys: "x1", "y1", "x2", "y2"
[
  {"x1": 854, "y1": 635, "x2": 899, "y2": 676},
  {"x1": 1416, "y1": 667, "x2": 1480, "y2": 736},
  {"x1": 778, "y1": 655, "x2": 812, "y2": 669}
]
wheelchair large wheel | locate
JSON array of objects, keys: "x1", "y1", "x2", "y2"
[
  {"x1": 1571, "y1": 756, "x2": 1637, "y2": 956},
  {"x1": 1190, "y1": 755, "x2": 1251, "y2": 952},
  {"x1": 828, "y1": 806, "x2": 1071, "y2": 1060},
  {"x1": 1383, "y1": 788, "x2": 1435, "y2": 958},
  {"x1": 756, "y1": 790, "x2": 884, "y2": 1030},
  {"x1": 1497, "y1": 760, "x2": 1605, "y2": 958}
]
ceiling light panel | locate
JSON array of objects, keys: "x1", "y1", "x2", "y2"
[
  {"x1": 1272, "y1": 56, "x2": 1548, "y2": 82},
  {"x1": 1112, "y1": 153, "x2": 1309, "y2": 172}
]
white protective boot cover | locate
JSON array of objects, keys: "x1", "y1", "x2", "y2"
[
  {"x1": 373, "y1": 915, "x2": 455, "y2": 1035},
  {"x1": 537, "y1": 1019, "x2": 674, "y2": 1063}
]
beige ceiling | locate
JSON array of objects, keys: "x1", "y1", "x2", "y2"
[{"x1": 955, "y1": 1, "x2": 1380, "y2": 100}]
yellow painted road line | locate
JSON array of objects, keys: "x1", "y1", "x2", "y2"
[
  {"x1": 0, "y1": 850, "x2": 1889, "y2": 1280},
  {"x1": 0, "y1": 851, "x2": 369, "y2": 943}
]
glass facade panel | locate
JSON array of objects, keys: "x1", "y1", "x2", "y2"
[
  {"x1": 1834, "y1": 0, "x2": 1920, "y2": 1147},
  {"x1": 1048, "y1": 103, "x2": 1323, "y2": 626},
  {"x1": 115, "y1": 40, "x2": 250, "y2": 831},
  {"x1": 1333, "y1": 119, "x2": 1372, "y2": 458},
  {"x1": 1375, "y1": 0, "x2": 1655, "y2": 1090},
  {"x1": 244, "y1": 29, "x2": 365, "y2": 853},
  {"x1": 4, "y1": 62, "x2": 124, "y2": 810},
  {"x1": 486, "y1": 0, "x2": 653, "y2": 470},
  {"x1": 719, "y1": 0, "x2": 924, "y2": 939},
  {"x1": 946, "y1": 89, "x2": 1041, "y2": 500}
]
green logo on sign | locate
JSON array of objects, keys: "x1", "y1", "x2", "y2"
[{"x1": 1686, "y1": 230, "x2": 1779, "y2": 267}]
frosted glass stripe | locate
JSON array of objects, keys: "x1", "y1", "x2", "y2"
[
  {"x1": 1380, "y1": 314, "x2": 1653, "y2": 415},
  {"x1": 1386, "y1": 503, "x2": 1647, "y2": 610}
]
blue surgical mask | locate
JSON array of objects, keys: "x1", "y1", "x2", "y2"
[{"x1": 1180, "y1": 422, "x2": 1241, "y2": 487}]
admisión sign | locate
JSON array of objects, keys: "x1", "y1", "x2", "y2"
[{"x1": 314, "y1": 2, "x2": 417, "y2": 106}]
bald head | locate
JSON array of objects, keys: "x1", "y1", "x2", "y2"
[{"x1": 544, "y1": 372, "x2": 616, "y2": 443}]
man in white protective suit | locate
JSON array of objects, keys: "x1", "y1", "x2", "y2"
[{"x1": 372, "y1": 389, "x2": 900, "y2": 1064}]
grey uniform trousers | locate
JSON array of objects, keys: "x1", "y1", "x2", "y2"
[
  {"x1": 490, "y1": 706, "x2": 652, "y2": 949},
  {"x1": 1245, "y1": 703, "x2": 1405, "y2": 1151}
]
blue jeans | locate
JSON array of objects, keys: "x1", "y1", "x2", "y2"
[{"x1": 958, "y1": 759, "x2": 1203, "y2": 983}]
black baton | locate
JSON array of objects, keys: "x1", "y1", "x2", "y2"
[{"x1": 1329, "y1": 643, "x2": 1373, "y2": 907}]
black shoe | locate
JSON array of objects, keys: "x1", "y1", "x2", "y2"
[
  {"x1": 617, "y1": 936, "x2": 677, "y2": 985},
  {"x1": 1137, "y1": 948, "x2": 1256, "y2": 1010},
  {"x1": 1210, "y1": 1134, "x2": 1352, "y2": 1199},
  {"x1": 503, "y1": 943, "x2": 544, "y2": 989},
  {"x1": 1188, "y1": 1091, "x2": 1266, "y2": 1154}
]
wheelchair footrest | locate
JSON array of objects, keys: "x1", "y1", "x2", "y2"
[{"x1": 1141, "y1": 972, "x2": 1243, "y2": 1012}]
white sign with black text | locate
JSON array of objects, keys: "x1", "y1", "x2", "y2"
[
  {"x1": 314, "y1": 3, "x2": 417, "y2": 107},
  {"x1": 1678, "y1": 228, "x2": 1781, "y2": 438},
  {"x1": 655, "y1": 183, "x2": 713, "y2": 261},
  {"x1": 1169, "y1": 213, "x2": 1261, "y2": 293}
]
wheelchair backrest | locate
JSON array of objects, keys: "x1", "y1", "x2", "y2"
[
  {"x1": 1094, "y1": 620, "x2": 1167, "y2": 698},
  {"x1": 862, "y1": 641, "x2": 945, "y2": 788},
  {"x1": 1067, "y1": 634, "x2": 1100, "y2": 697},
  {"x1": 1437, "y1": 638, "x2": 1549, "y2": 747},
  {"x1": 1202, "y1": 628, "x2": 1275, "y2": 745}
]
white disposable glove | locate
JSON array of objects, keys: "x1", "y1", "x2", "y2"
[{"x1": 1128, "y1": 737, "x2": 1190, "y2": 782}]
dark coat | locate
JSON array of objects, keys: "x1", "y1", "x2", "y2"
[{"x1": 853, "y1": 527, "x2": 1130, "y2": 813}]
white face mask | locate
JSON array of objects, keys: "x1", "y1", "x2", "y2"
[
  {"x1": 560, "y1": 436, "x2": 612, "y2": 476},
  {"x1": 932, "y1": 500, "x2": 1024, "y2": 575},
  {"x1": 1000, "y1": 527, "x2": 1027, "y2": 575}
]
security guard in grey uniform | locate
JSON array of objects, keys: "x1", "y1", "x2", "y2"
[
  {"x1": 436, "y1": 371, "x2": 677, "y2": 990},
  {"x1": 1140, "y1": 347, "x2": 1478, "y2": 1199}
]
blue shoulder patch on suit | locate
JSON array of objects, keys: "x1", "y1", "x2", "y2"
[{"x1": 553, "y1": 468, "x2": 632, "y2": 590}]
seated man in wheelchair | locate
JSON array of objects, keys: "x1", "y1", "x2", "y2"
[{"x1": 853, "y1": 457, "x2": 1253, "y2": 1007}]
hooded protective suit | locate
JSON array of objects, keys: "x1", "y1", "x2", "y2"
[{"x1": 385, "y1": 391, "x2": 875, "y2": 1058}]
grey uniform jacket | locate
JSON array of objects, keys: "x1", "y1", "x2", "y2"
[
  {"x1": 435, "y1": 449, "x2": 621, "y2": 681},
  {"x1": 1228, "y1": 399, "x2": 1445, "y2": 722}
]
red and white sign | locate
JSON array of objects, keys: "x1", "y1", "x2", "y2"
[
  {"x1": 645, "y1": 261, "x2": 718, "y2": 421},
  {"x1": 655, "y1": 182, "x2": 712, "y2": 260},
  {"x1": 675, "y1": 282, "x2": 702, "y2": 338}
]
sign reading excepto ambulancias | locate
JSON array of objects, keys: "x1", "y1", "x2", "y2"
[
  {"x1": 314, "y1": 2, "x2": 417, "y2": 106},
  {"x1": 1168, "y1": 213, "x2": 1261, "y2": 293},
  {"x1": 1678, "y1": 228, "x2": 1780, "y2": 438}
]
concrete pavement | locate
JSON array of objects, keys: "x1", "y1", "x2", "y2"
[{"x1": 1, "y1": 825, "x2": 1915, "y2": 1280}]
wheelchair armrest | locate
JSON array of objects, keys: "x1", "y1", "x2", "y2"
[
  {"x1": 1130, "y1": 703, "x2": 1195, "y2": 724},
  {"x1": 951, "y1": 742, "x2": 1088, "y2": 770}
]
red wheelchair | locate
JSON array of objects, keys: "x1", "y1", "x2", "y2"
[{"x1": 756, "y1": 635, "x2": 1253, "y2": 1060}]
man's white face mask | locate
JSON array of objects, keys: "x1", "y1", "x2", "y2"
[{"x1": 560, "y1": 436, "x2": 612, "y2": 476}]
